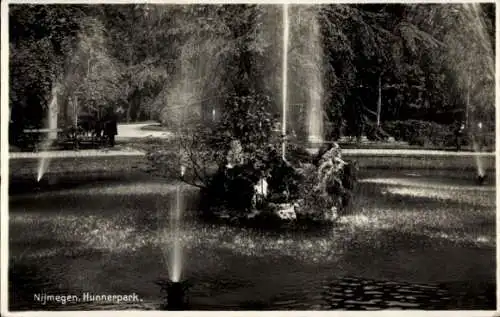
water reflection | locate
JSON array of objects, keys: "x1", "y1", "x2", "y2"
[{"x1": 9, "y1": 169, "x2": 495, "y2": 310}]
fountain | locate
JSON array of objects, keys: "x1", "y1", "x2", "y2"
[
  {"x1": 154, "y1": 7, "x2": 229, "y2": 305},
  {"x1": 157, "y1": 73, "x2": 192, "y2": 307},
  {"x1": 157, "y1": 166, "x2": 190, "y2": 309},
  {"x1": 156, "y1": 279, "x2": 190, "y2": 310},
  {"x1": 169, "y1": 182, "x2": 183, "y2": 283},
  {"x1": 463, "y1": 3, "x2": 495, "y2": 184},
  {"x1": 281, "y1": 3, "x2": 289, "y2": 161},
  {"x1": 305, "y1": 9, "x2": 324, "y2": 146},
  {"x1": 466, "y1": 6, "x2": 493, "y2": 185},
  {"x1": 36, "y1": 84, "x2": 59, "y2": 182},
  {"x1": 473, "y1": 136, "x2": 486, "y2": 185},
  {"x1": 427, "y1": 4, "x2": 494, "y2": 184},
  {"x1": 36, "y1": 158, "x2": 49, "y2": 183},
  {"x1": 283, "y1": 5, "x2": 324, "y2": 151}
]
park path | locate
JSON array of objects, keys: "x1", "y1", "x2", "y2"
[
  {"x1": 9, "y1": 122, "x2": 170, "y2": 159},
  {"x1": 9, "y1": 147, "x2": 495, "y2": 160},
  {"x1": 8, "y1": 122, "x2": 496, "y2": 159},
  {"x1": 116, "y1": 122, "x2": 173, "y2": 139},
  {"x1": 9, "y1": 148, "x2": 144, "y2": 159}
]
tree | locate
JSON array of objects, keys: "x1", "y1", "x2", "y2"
[
  {"x1": 410, "y1": 4, "x2": 495, "y2": 129},
  {"x1": 101, "y1": 4, "x2": 174, "y2": 122},
  {"x1": 9, "y1": 5, "x2": 89, "y2": 129},
  {"x1": 61, "y1": 16, "x2": 123, "y2": 123},
  {"x1": 10, "y1": 3, "x2": 494, "y2": 140}
]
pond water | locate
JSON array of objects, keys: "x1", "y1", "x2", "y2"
[{"x1": 9, "y1": 168, "x2": 496, "y2": 310}]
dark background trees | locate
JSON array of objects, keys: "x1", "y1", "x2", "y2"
[{"x1": 9, "y1": 3, "x2": 495, "y2": 145}]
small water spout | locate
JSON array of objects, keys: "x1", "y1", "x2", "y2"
[
  {"x1": 168, "y1": 185, "x2": 183, "y2": 283},
  {"x1": 472, "y1": 122, "x2": 485, "y2": 177},
  {"x1": 36, "y1": 143, "x2": 52, "y2": 183},
  {"x1": 36, "y1": 158, "x2": 49, "y2": 182},
  {"x1": 36, "y1": 84, "x2": 59, "y2": 182},
  {"x1": 472, "y1": 138, "x2": 486, "y2": 184}
]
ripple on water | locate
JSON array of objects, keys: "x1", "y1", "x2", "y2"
[
  {"x1": 10, "y1": 182, "x2": 191, "y2": 201},
  {"x1": 9, "y1": 173, "x2": 496, "y2": 310}
]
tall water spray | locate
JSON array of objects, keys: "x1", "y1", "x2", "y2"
[
  {"x1": 160, "y1": 6, "x2": 226, "y2": 127},
  {"x1": 169, "y1": 180, "x2": 183, "y2": 283},
  {"x1": 37, "y1": 84, "x2": 59, "y2": 182},
  {"x1": 306, "y1": 14, "x2": 324, "y2": 145},
  {"x1": 282, "y1": 4, "x2": 289, "y2": 161},
  {"x1": 462, "y1": 3, "x2": 494, "y2": 179},
  {"x1": 160, "y1": 8, "x2": 227, "y2": 284},
  {"x1": 424, "y1": 4, "x2": 494, "y2": 177},
  {"x1": 285, "y1": 6, "x2": 324, "y2": 147}
]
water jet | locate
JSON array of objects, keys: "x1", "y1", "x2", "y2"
[
  {"x1": 305, "y1": 14, "x2": 323, "y2": 147},
  {"x1": 36, "y1": 156, "x2": 50, "y2": 182},
  {"x1": 472, "y1": 139, "x2": 486, "y2": 184},
  {"x1": 167, "y1": 184, "x2": 183, "y2": 283},
  {"x1": 35, "y1": 83, "x2": 59, "y2": 182}
]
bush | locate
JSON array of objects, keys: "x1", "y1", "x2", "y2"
[
  {"x1": 149, "y1": 92, "x2": 356, "y2": 226},
  {"x1": 193, "y1": 92, "x2": 285, "y2": 216},
  {"x1": 202, "y1": 164, "x2": 260, "y2": 217},
  {"x1": 383, "y1": 120, "x2": 454, "y2": 147}
]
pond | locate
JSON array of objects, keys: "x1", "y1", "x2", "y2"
[{"x1": 9, "y1": 168, "x2": 496, "y2": 310}]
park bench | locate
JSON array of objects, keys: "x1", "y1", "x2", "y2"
[
  {"x1": 20, "y1": 126, "x2": 107, "y2": 151},
  {"x1": 59, "y1": 126, "x2": 108, "y2": 150},
  {"x1": 21, "y1": 128, "x2": 63, "y2": 151}
]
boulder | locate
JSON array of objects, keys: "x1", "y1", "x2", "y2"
[
  {"x1": 226, "y1": 139, "x2": 244, "y2": 169},
  {"x1": 324, "y1": 206, "x2": 339, "y2": 222},
  {"x1": 316, "y1": 144, "x2": 347, "y2": 197},
  {"x1": 292, "y1": 142, "x2": 355, "y2": 221},
  {"x1": 274, "y1": 203, "x2": 297, "y2": 220},
  {"x1": 251, "y1": 177, "x2": 269, "y2": 208}
]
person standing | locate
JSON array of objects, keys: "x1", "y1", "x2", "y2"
[
  {"x1": 454, "y1": 121, "x2": 465, "y2": 151},
  {"x1": 104, "y1": 107, "x2": 118, "y2": 147}
]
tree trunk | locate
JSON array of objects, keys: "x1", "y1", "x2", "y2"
[
  {"x1": 465, "y1": 75, "x2": 470, "y2": 128},
  {"x1": 376, "y1": 74, "x2": 382, "y2": 128},
  {"x1": 73, "y1": 95, "x2": 79, "y2": 126},
  {"x1": 126, "y1": 105, "x2": 132, "y2": 123},
  {"x1": 48, "y1": 83, "x2": 59, "y2": 140}
]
